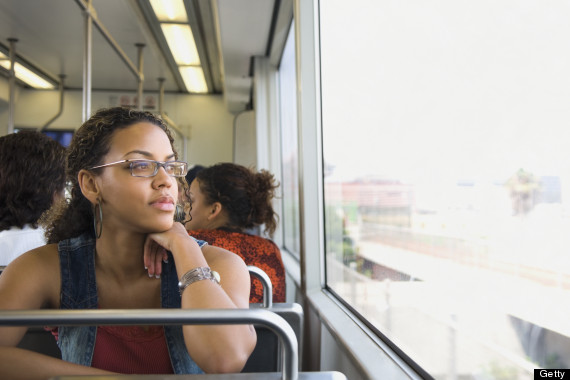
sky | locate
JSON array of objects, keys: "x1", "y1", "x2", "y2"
[{"x1": 319, "y1": 0, "x2": 570, "y2": 190}]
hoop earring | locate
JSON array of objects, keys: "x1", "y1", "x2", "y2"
[
  {"x1": 93, "y1": 200, "x2": 103, "y2": 239},
  {"x1": 174, "y1": 204, "x2": 186, "y2": 223},
  {"x1": 175, "y1": 203, "x2": 192, "y2": 225}
]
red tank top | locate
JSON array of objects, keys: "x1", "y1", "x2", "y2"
[{"x1": 91, "y1": 325, "x2": 174, "y2": 374}]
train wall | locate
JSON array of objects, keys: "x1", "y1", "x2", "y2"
[{"x1": 0, "y1": 79, "x2": 236, "y2": 166}]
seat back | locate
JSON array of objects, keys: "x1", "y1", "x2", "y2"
[
  {"x1": 17, "y1": 326, "x2": 61, "y2": 358},
  {"x1": 243, "y1": 266, "x2": 304, "y2": 373},
  {"x1": 0, "y1": 265, "x2": 62, "y2": 358}
]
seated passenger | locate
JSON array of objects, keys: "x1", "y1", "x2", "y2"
[
  {"x1": 185, "y1": 164, "x2": 205, "y2": 186},
  {"x1": 0, "y1": 107, "x2": 256, "y2": 378},
  {"x1": 0, "y1": 130, "x2": 66, "y2": 267},
  {"x1": 185, "y1": 163, "x2": 286, "y2": 303}
]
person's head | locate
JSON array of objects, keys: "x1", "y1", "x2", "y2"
[
  {"x1": 0, "y1": 130, "x2": 66, "y2": 232},
  {"x1": 45, "y1": 107, "x2": 185, "y2": 243},
  {"x1": 185, "y1": 163, "x2": 279, "y2": 237},
  {"x1": 185, "y1": 164, "x2": 205, "y2": 186}
]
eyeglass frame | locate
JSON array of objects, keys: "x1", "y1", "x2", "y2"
[{"x1": 88, "y1": 159, "x2": 188, "y2": 178}]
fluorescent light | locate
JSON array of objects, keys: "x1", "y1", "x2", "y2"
[
  {"x1": 161, "y1": 24, "x2": 200, "y2": 65},
  {"x1": 0, "y1": 52, "x2": 55, "y2": 89},
  {"x1": 179, "y1": 66, "x2": 208, "y2": 93},
  {"x1": 149, "y1": 0, "x2": 187, "y2": 22},
  {"x1": 148, "y1": 1, "x2": 209, "y2": 93}
]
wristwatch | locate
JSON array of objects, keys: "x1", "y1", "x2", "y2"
[{"x1": 178, "y1": 266, "x2": 221, "y2": 295}]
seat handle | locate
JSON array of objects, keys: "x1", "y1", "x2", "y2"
[{"x1": 248, "y1": 265, "x2": 273, "y2": 308}]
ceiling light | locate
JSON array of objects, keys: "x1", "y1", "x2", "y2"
[
  {"x1": 179, "y1": 66, "x2": 208, "y2": 93},
  {"x1": 0, "y1": 52, "x2": 55, "y2": 89},
  {"x1": 147, "y1": 0, "x2": 209, "y2": 93},
  {"x1": 149, "y1": 0, "x2": 187, "y2": 22},
  {"x1": 161, "y1": 24, "x2": 200, "y2": 65}
]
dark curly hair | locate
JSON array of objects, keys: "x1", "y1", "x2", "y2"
[
  {"x1": 44, "y1": 107, "x2": 180, "y2": 244},
  {"x1": 195, "y1": 163, "x2": 279, "y2": 236},
  {"x1": 0, "y1": 130, "x2": 66, "y2": 232}
]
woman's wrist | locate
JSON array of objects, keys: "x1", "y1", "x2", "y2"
[
  {"x1": 170, "y1": 236, "x2": 208, "y2": 268},
  {"x1": 178, "y1": 266, "x2": 221, "y2": 295}
]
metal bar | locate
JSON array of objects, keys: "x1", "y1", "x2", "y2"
[
  {"x1": 74, "y1": 0, "x2": 141, "y2": 80},
  {"x1": 7, "y1": 38, "x2": 17, "y2": 134},
  {"x1": 0, "y1": 308, "x2": 298, "y2": 380},
  {"x1": 248, "y1": 266, "x2": 273, "y2": 308},
  {"x1": 41, "y1": 74, "x2": 66, "y2": 131},
  {"x1": 157, "y1": 78, "x2": 185, "y2": 136},
  {"x1": 82, "y1": 0, "x2": 93, "y2": 122},
  {"x1": 136, "y1": 43, "x2": 145, "y2": 111}
]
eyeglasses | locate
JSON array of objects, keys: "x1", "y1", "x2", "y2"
[{"x1": 89, "y1": 159, "x2": 188, "y2": 178}]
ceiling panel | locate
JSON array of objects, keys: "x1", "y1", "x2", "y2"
[
  {"x1": 0, "y1": 0, "x2": 179, "y2": 92},
  {"x1": 214, "y1": 0, "x2": 275, "y2": 113},
  {"x1": 0, "y1": 0, "x2": 281, "y2": 113}
]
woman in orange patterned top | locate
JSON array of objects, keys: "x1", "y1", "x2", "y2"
[{"x1": 184, "y1": 163, "x2": 285, "y2": 303}]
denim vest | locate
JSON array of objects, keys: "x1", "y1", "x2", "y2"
[{"x1": 57, "y1": 233, "x2": 206, "y2": 374}]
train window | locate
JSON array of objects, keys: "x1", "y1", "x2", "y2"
[
  {"x1": 279, "y1": 22, "x2": 301, "y2": 259},
  {"x1": 320, "y1": 1, "x2": 570, "y2": 379},
  {"x1": 15, "y1": 128, "x2": 74, "y2": 148},
  {"x1": 42, "y1": 130, "x2": 74, "y2": 147}
]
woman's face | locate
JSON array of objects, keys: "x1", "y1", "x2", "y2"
[
  {"x1": 184, "y1": 179, "x2": 214, "y2": 231},
  {"x1": 96, "y1": 122, "x2": 178, "y2": 234}
]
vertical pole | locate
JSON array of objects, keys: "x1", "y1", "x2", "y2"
[
  {"x1": 449, "y1": 313, "x2": 457, "y2": 380},
  {"x1": 136, "y1": 43, "x2": 145, "y2": 111},
  {"x1": 158, "y1": 78, "x2": 165, "y2": 114},
  {"x1": 82, "y1": 0, "x2": 93, "y2": 122},
  {"x1": 7, "y1": 38, "x2": 18, "y2": 134},
  {"x1": 158, "y1": 78, "x2": 187, "y2": 161}
]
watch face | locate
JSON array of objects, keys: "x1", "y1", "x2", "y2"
[{"x1": 212, "y1": 270, "x2": 221, "y2": 283}]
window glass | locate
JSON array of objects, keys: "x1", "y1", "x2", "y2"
[
  {"x1": 279, "y1": 22, "x2": 300, "y2": 257},
  {"x1": 320, "y1": 1, "x2": 570, "y2": 378}
]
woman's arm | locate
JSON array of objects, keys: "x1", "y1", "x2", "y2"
[
  {"x1": 0, "y1": 246, "x2": 115, "y2": 380},
  {"x1": 145, "y1": 222, "x2": 257, "y2": 373},
  {"x1": 0, "y1": 347, "x2": 113, "y2": 380}
]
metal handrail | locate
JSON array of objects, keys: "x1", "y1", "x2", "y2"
[
  {"x1": 74, "y1": 0, "x2": 141, "y2": 80},
  {"x1": 247, "y1": 266, "x2": 273, "y2": 308},
  {"x1": 41, "y1": 74, "x2": 66, "y2": 131},
  {"x1": 158, "y1": 77, "x2": 185, "y2": 137},
  {"x1": 0, "y1": 308, "x2": 298, "y2": 380}
]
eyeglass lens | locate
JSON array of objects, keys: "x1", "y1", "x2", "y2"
[{"x1": 130, "y1": 161, "x2": 186, "y2": 177}]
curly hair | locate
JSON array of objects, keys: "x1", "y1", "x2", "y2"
[
  {"x1": 44, "y1": 107, "x2": 179, "y2": 244},
  {"x1": 0, "y1": 130, "x2": 66, "y2": 232},
  {"x1": 195, "y1": 163, "x2": 279, "y2": 236}
]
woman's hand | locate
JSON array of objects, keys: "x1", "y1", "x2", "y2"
[
  {"x1": 143, "y1": 222, "x2": 190, "y2": 278},
  {"x1": 143, "y1": 236, "x2": 167, "y2": 278}
]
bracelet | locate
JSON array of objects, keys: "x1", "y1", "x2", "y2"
[{"x1": 178, "y1": 267, "x2": 221, "y2": 295}]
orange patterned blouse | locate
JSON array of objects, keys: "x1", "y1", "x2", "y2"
[{"x1": 188, "y1": 229, "x2": 286, "y2": 303}]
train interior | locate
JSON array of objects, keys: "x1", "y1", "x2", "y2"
[
  {"x1": 2, "y1": 1, "x2": 568, "y2": 380},
  {"x1": 0, "y1": 1, "x2": 390, "y2": 379}
]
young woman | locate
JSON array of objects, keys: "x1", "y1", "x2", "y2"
[
  {"x1": 0, "y1": 130, "x2": 66, "y2": 267},
  {"x1": 185, "y1": 163, "x2": 286, "y2": 304},
  {"x1": 0, "y1": 107, "x2": 256, "y2": 379}
]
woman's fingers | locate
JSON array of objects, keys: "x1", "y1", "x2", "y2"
[{"x1": 144, "y1": 236, "x2": 164, "y2": 278}]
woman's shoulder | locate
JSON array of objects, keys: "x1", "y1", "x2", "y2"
[
  {"x1": 7, "y1": 243, "x2": 60, "y2": 273},
  {"x1": 0, "y1": 243, "x2": 61, "y2": 308},
  {"x1": 202, "y1": 243, "x2": 247, "y2": 267}
]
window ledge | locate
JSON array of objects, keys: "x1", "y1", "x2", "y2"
[{"x1": 306, "y1": 289, "x2": 424, "y2": 380}]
